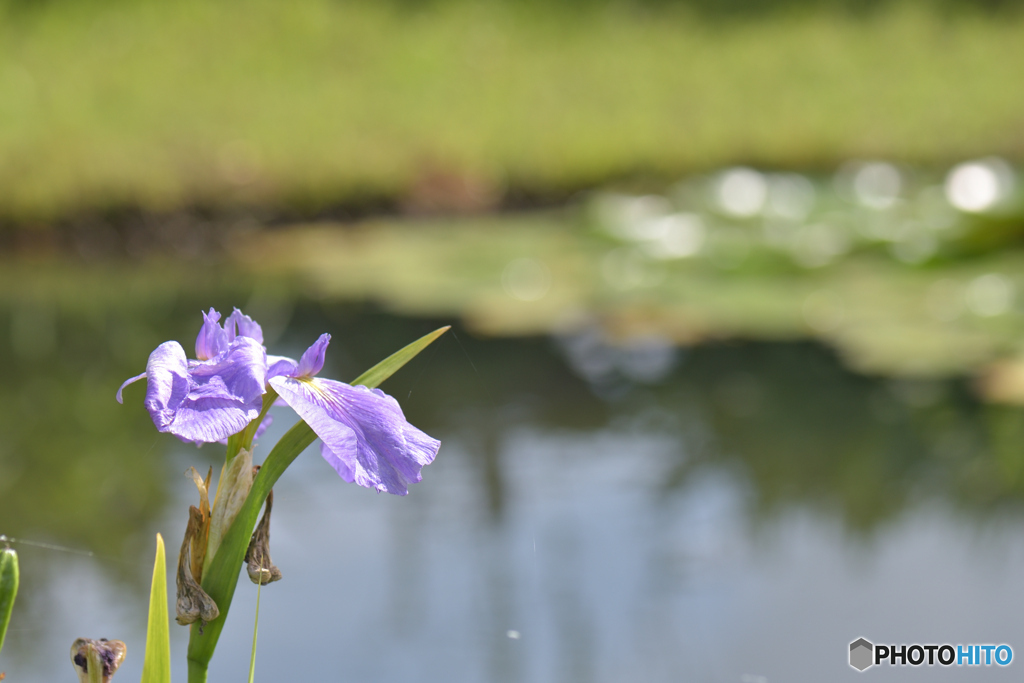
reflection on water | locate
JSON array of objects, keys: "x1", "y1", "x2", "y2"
[
  {"x1": 240, "y1": 183, "x2": 1024, "y2": 389},
  {"x1": 2, "y1": 274, "x2": 1024, "y2": 680}
]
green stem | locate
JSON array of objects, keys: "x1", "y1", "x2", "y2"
[
  {"x1": 187, "y1": 656, "x2": 208, "y2": 683},
  {"x1": 187, "y1": 420, "x2": 317, "y2": 669},
  {"x1": 248, "y1": 579, "x2": 262, "y2": 683},
  {"x1": 85, "y1": 648, "x2": 104, "y2": 683}
]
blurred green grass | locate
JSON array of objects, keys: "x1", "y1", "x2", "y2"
[{"x1": 2, "y1": 0, "x2": 1024, "y2": 219}]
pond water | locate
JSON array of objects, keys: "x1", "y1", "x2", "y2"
[{"x1": 3, "y1": 264, "x2": 1024, "y2": 682}]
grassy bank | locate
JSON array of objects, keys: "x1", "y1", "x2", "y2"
[{"x1": 1, "y1": 0, "x2": 1024, "y2": 220}]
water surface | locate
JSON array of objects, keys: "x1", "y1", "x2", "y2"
[{"x1": 2, "y1": 277, "x2": 1024, "y2": 681}]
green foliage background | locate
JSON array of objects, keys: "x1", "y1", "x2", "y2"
[{"x1": 1, "y1": 0, "x2": 1023, "y2": 219}]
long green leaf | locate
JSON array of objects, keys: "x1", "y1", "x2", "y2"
[
  {"x1": 0, "y1": 547, "x2": 18, "y2": 657},
  {"x1": 350, "y1": 325, "x2": 449, "y2": 388},
  {"x1": 141, "y1": 534, "x2": 171, "y2": 683},
  {"x1": 186, "y1": 326, "x2": 449, "y2": 680}
]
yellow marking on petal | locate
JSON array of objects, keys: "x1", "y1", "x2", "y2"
[{"x1": 296, "y1": 377, "x2": 345, "y2": 409}]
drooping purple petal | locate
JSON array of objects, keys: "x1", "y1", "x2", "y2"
[
  {"x1": 268, "y1": 375, "x2": 440, "y2": 495},
  {"x1": 227, "y1": 308, "x2": 263, "y2": 345},
  {"x1": 195, "y1": 308, "x2": 228, "y2": 361},
  {"x1": 121, "y1": 336, "x2": 268, "y2": 444},
  {"x1": 139, "y1": 341, "x2": 192, "y2": 432},
  {"x1": 163, "y1": 396, "x2": 263, "y2": 444},
  {"x1": 217, "y1": 413, "x2": 273, "y2": 445},
  {"x1": 295, "y1": 333, "x2": 330, "y2": 378}
]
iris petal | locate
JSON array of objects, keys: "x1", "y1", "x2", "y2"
[
  {"x1": 267, "y1": 355, "x2": 298, "y2": 380},
  {"x1": 217, "y1": 412, "x2": 273, "y2": 446},
  {"x1": 269, "y1": 376, "x2": 440, "y2": 495},
  {"x1": 141, "y1": 341, "x2": 192, "y2": 432},
  {"x1": 165, "y1": 396, "x2": 262, "y2": 444},
  {"x1": 115, "y1": 372, "x2": 147, "y2": 404},
  {"x1": 119, "y1": 309, "x2": 273, "y2": 445},
  {"x1": 227, "y1": 308, "x2": 264, "y2": 344},
  {"x1": 190, "y1": 337, "x2": 267, "y2": 405},
  {"x1": 195, "y1": 308, "x2": 228, "y2": 361},
  {"x1": 295, "y1": 333, "x2": 330, "y2": 378},
  {"x1": 126, "y1": 337, "x2": 267, "y2": 444}
]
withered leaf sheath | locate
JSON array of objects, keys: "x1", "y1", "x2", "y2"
[
  {"x1": 176, "y1": 506, "x2": 220, "y2": 630},
  {"x1": 186, "y1": 466, "x2": 213, "y2": 581},
  {"x1": 203, "y1": 448, "x2": 254, "y2": 578},
  {"x1": 245, "y1": 488, "x2": 282, "y2": 585}
]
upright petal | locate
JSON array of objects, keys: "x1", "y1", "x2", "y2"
[
  {"x1": 195, "y1": 308, "x2": 227, "y2": 361},
  {"x1": 294, "y1": 334, "x2": 330, "y2": 378},
  {"x1": 269, "y1": 375, "x2": 440, "y2": 495},
  {"x1": 227, "y1": 308, "x2": 264, "y2": 345},
  {"x1": 190, "y1": 336, "x2": 267, "y2": 403}
]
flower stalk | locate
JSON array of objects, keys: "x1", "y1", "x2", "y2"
[{"x1": 117, "y1": 309, "x2": 448, "y2": 683}]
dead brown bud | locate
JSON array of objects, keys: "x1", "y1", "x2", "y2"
[
  {"x1": 70, "y1": 638, "x2": 126, "y2": 683},
  {"x1": 244, "y1": 488, "x2": 282, "y2": 585},
  {"x1": 175, "y1": 505, "x2": 219, "y2": 630}
]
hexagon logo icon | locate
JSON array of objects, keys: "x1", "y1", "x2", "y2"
[{"x1": 850, "y1": 638, "x2": 874, "y2": 671}]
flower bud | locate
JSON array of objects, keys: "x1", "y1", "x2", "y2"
[
  {"x1": 175, "y1": 506, "x2": 219, "y2": 630},
  {"x1": 245, "y1": 488, "x2": 282, "y2": 585},
  {"x1": 70, "y1": 638, "x2": 126, "y2": 683}
]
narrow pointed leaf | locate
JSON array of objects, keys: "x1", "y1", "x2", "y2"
[
  {"x1": 351, "y1": 325, "x2": 449, "y2": 388},
  {"x1": 186, "y1": 326, "x2": 448, "y2": 674},
  {"x1": 0, "y1": 547, "x2": 18, "y2": 657},
  {"x1": 141, "y1": 534, "x2": 171, "y2": 683}
]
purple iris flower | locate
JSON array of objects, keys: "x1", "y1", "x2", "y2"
[
  {"x1": 268, "y1": 334, "x2": 440, "y2": 495},
  {"x1": 118, "y1": 308, "x2": 440, "y2": 495},
  {"x1": 117, "y1": 308, "x2": 268, "y2": 444}
]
